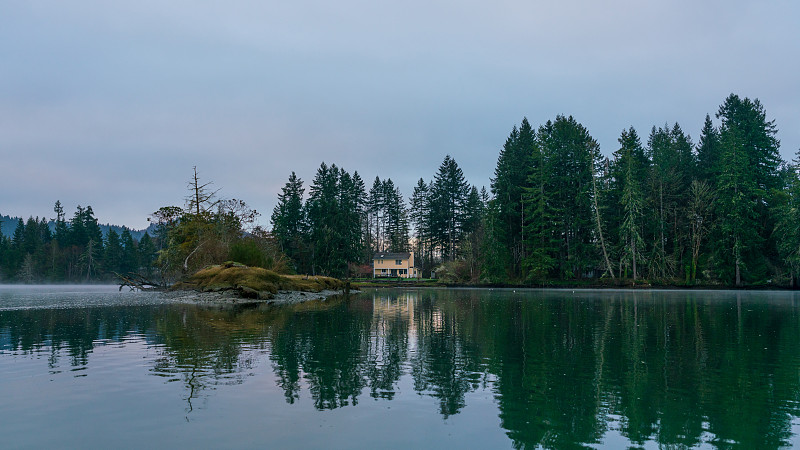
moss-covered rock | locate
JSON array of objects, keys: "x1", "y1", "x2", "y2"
[{"x1": 172, "y1": 262, "x2": 345, "y2": 299}]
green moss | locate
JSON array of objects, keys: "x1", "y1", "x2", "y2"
[{"x1": 173, "y1": 262, "x2": 344, "y2": 295}]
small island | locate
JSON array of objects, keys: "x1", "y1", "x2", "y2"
[{"x1": 167, "y1": 262, "x2": 349, "y2": 305}]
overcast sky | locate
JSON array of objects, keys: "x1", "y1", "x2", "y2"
[{"x1": 2, "y1": 0, "x2": 798, "y2": 230}]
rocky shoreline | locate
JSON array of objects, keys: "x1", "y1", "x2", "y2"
[{"x1": 162, "y1": 288, "x2": 356, "y2": 306}]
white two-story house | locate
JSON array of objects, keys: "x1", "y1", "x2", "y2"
[{"x1": 372, "y1": 252, "x2": 419, "y2": 278}]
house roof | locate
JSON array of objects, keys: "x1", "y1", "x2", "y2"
[{"x1": 373, "y1": 252, "x2": 411, "y2": 260}]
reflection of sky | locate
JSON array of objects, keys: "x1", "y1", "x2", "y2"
[
  {"x1": 0, "y1": 329, "x2": 511, "y2": 448},
  {"x1": 3, "y1": 288, "x2": 800, "y2": 447}
]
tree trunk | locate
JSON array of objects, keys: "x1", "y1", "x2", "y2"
[
  {"x1": 591, "y1": 164, "x2": 614, "y2": 278},
  {"x1": 632, "y1": 237, "x2": 637, "y2": 281}
]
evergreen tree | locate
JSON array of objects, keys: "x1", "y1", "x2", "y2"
[
  {"x1": 69, "y1": 206, "x2": 88, "y2": 248},
  {"x1": 695, "y1": 115, "x2": 719, "y2": 183},
  {"x1": 367, "y1": 177, "x2": 386, "y2": 252},
  {"x1": 80, "y1": 238, "x2": 100, "y2": 281},
  {"x1": 305, "y1": 163, "x2": 344, "y2": 276},
  {"x1": 12, "y1": 218, "x2": 25, "y2": 250},
  {"x1": 615, "y1": 127, "x2": 648, "y2": 279},
  {"x1": 646, "y1": 124, "x2": 689, "y2": 279},
  {"x1": 382, "y1": 179, "x2": 410, "y2": 252},
  {"x1": 526, "y1": 116, "x2": 601, "y2": 279},
  {"x1": 338, "y1": 170, "x2": 367, "y2": 272},
  {"x1": 687, "y1": 180, "x2": 715, "y2": 283},
  {"x1": 489, "y1": 119, "x2": 535, "y2": 278},
  {"x1": 775, "y1": 153, "x2": 800, "y2": 286},
  {"x1": 352, "y1": 171, "x2": 371, "y2": 263},
  {"x1": 410, "y1": 178, "x2": 432, "y2": 276},
  {"x1": 429, "y1": 155, "x2": 470, "y2": 261},
  {"x1": 137, "y1": 233, "x2": 157, "y2": 278},
  {"x1": 713, "y1": 94, "x2": 781, "y2": 284},
  {"x1": 104, "y1": 228, "x2": 123, "y2": 274},
  {"x1": 522, "y1": 122, "x2": 553, "y2": 281},
  {"x1": 0, "y1": 234, "x2": 9, "y2": 281},
  {"x1": 120, "y1": 228, "x2": 138, "y2": 274},
  {"x1": 53, "y1": 200, "x2": 70, "y2": 248},
  {"x1": 271, "y1": 172, "x2": 306, "y2": 271},
  {"x1": 462, "y1": 185, "x2": 486, "y2": 281}
]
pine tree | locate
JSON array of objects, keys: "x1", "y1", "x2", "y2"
[
  {"x1": 351, "y1": 171, "x2": 371, "y2": 263},
  {"x1": 687, "y1": 180, "x2": 715, "y2": 283},
  {"x1": 367, "y1": 177, "x2": 386, "y2": 252},
  {"x1": 305, "y1": 162, "x2": 352, "y2": 276},
  {"x1": 53, "y1": 201, "x2": 70, "y2": 248},
  {"x1": 337, "y1": 169, "x2": 366, "y2": 273},
  {"x1": 615, "y1": 127, "x2": 648, "y2": 280},
  {"x1": 462, "y1": 185, "x2": 486, "y2": 281},
  {"x1": 84, "y1": 206, "x2": 103, "y2": 250},
  {"x1": 70, "y1": 206, "x2": 88, "y2": 247},
  {"x1": 527, "y1": 116, "x2": 601, "y2": 279},
  {"x1": 646, "y1": 124, "x2": 690, "y2": 279},
  {"x1": 410, "y1": 178, "x2": 432, "y2": 276},
  {"x1": 430, "y1": 155, "x2": 470, "y2": 261},
  {"x1": 137, "y1": 233, "x2": 157, "y2": 278},
  {"x1": 522, "y1": 122, "x2": 553, "y2": 281},
  {"x1": 382, "y1": 179, "x2": 410, "y2": 252},
  {"x1": 775, "y1": 152, "x2": 800, "y2": 286},
  {"x1": 271, "y1": 172, "x2": 306, "y2": 271},
  {"x1": 713, "y1": 94, "x2": 781, "y2": 284},
  {"x1": 104, "y1": 229, "x2": 123, "y2": 274},
  {"x1": 696, "y1": 115, "x2": 719, "y2": 183},
  {"x1": 120, "y1": 228, "x2": 139, "y2": 274},
  {"x1": 489, "y1": 119, "x2": 535, "y2": 278}
]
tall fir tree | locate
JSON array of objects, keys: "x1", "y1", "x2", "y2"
[
  {"x1": 410, "y1": 178, "x2": 432, "y2": 276},
  {"x1": 271, "y1": 172, "x2": 306, "y2": 272},
  {"x1": 712, "y1": 94, "x2": 781, "y2": 284},
  {"x1": 614, "y1": 127, "x2": 648, "y2": 279},
  {"x1": 104, "y1": 228, "x2": 123, "y2": 274},
  {"x1": 429, "y1": 155, "x2": 470, "y2": 261},
  {"x1": 695, "y1": 115, "x2": 719, "y2": 183},
  {"x1": 489, "y1": 118, "x2": 535, "y2": 278}
]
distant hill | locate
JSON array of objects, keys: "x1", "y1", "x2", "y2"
[{"x1": 0, "y1": 214, "x2": 156, "y2": 241}]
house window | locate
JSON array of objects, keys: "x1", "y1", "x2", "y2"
[
  {"x1": 400, "y1": 269, "x2": 407, "y2": 275},
  {"x1": 395, "y1": 260, "x2": 402, "y2": 265},
  {"x1": 381, "y1": 269, "x2": 387, "y2": 273}
]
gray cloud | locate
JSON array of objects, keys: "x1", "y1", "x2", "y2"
[{"x1": 1, "y1": 0, "x2": 798, "y2": 229}]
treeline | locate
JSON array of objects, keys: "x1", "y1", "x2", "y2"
[
  {"x1": 0, "y1": 168, "x2": 287, "y2": 284},
  {"x1": 273, "y1": 93, "x2": 800, "y2": 286},
  {"x1": 0, "y1": 202, "x2": 158, "y2": 282},
  {"x1": 270, "y1": 156, "x2": 487, "y2": 277},
  {"x1": 487, "y1": 93, "x2": 790, "y2": 286},
  {"x1": 4, "y1": 93, "x2": 796, "y2": 286}
]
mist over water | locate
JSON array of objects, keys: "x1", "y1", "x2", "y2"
[{"x1": 0, "y1": 285, "x2": 173, "y2": 310}]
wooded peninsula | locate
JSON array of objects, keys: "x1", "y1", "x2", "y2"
[{"x1": 2, "y1": 93, "x2": 798, "y2": 288}]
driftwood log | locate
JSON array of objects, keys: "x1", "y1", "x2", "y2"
[{"x1": 114, "y1": 272, "x2": 164, "y2": 291}]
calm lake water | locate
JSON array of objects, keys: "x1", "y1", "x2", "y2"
[{"x1": 2, "y1": 286, "x2": 800, "y2": 449}]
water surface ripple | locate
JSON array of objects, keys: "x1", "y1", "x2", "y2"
[{"x1": 1, "y1": 286, "x2": 799, "y2": 449}]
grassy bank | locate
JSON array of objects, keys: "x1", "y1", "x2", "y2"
[{"x1": 173, "y1": 262, "x2": 345, "y2": 300}]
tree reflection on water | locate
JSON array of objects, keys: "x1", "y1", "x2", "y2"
[{"x1": 2, "y1": 289, "x2": 800, "y2": 448}]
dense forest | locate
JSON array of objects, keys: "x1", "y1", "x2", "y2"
[
  {"x1": 0, "y1": 203, "x2": 156, "y2": 283},
  {"x1": 271, "y1": 93, "x2": 800, "y2": 287},
  {"x1": 2, "y1": 93, "x2": 798, "y2": 287}
]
